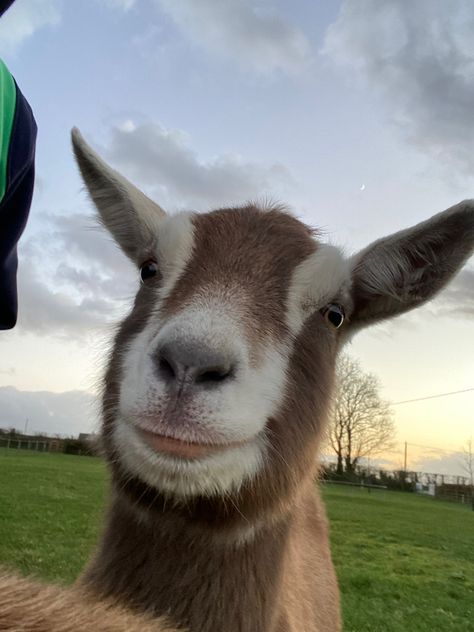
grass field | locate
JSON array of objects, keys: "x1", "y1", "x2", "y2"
[{"x1": 0, "y1": 449, "x2": 473, "y2": 632}]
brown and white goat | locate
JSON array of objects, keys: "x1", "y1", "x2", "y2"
[{"x1": 1, "y1": 128, "x2": 473, "y2": 632}]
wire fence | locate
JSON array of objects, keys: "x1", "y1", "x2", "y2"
[
  {"x1": 0, "y1": 433, "x2": 91, "y2": 455},
  {"x1": 321, "y1": 461, "x2": 474, "y2": 509},
  {"x1": 0, "y1": 437, "x2": 54, "y2": 451}
]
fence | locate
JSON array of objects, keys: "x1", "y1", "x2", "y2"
[
  {"x1": 0, "y1": 437, "x2": 62, "y2": 452},
  {"x1": 324, "y1": 479, "x2": 387, "y2": 492},
  {"x1": 435, "y1": 483, "x2": 474, "y2": 507},
  {"x1": 0, "y1": 433, "x2": 96, "y2": 456},
  {"x1": 321, "y1": 463, "x2": 474, "y2": 508}
]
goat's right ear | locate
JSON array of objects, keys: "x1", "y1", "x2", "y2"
[
  {"x1": 347, "y1": 200, "x2": 474, "y2": 331},
  {"x1": 71, "y1": 127, "x2": 166, "y2": 263}
]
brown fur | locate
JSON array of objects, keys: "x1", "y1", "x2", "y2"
[
  {"x1": 0, "y1": 572, "x2": 180, "y2": 631},
  {"x1": 84, "y1": 206, "x2": 342, "y2": 631},
  {"x1": 163, "y1": 206, "x2": 316, "y2": 344}
]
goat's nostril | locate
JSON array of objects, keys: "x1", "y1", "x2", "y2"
[
  {"x1": 158, "y1": 356, "x2": 176, "y2": 381},
  {"x1": 195, "y1": 365, "x2": 232, "y2": 384},
  {"x1": 154, "y1": 341, "x2": 235, "y2": 387}
]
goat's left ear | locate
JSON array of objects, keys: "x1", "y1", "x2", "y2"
[
  {"x1": 348, "y1": 200, "x2": 474, "y2": 330},
  {"x1": 71, "y1": 127, "x2": 167, "y2": 264}
]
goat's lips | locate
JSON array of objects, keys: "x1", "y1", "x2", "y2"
[{"x1": 137, "y1": 428, "x2": 233, "y2": 459}]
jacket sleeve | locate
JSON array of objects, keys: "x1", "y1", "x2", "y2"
[{"x1": 0, "y1": 58, "x2": 37, "y2": 329}]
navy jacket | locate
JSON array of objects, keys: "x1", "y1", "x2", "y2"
[{"x1": 0, "y1": 2, "x2": 37, "y2": 329}]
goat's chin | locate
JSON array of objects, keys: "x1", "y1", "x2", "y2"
[{"x1": 111, "y1": 418, "x2": 266, "y2": 499}]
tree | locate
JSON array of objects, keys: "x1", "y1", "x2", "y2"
[
  {"x1": 461, "y1": 438, "x2": 474, "y2": 485},
  {"x1": 328, "y1": 355, "x2": 395, "y2": 475},
  {"x1": 460, "y1": 439, "x2": 474, "y2": 511}
]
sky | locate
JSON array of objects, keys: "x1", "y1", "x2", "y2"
[{"x1": 0, "y1": 0, "x2": 473, "y2": 476}]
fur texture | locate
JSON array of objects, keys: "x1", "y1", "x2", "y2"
[{"x1": 0, "y1": 572, "x2": 180, "y2": 632}]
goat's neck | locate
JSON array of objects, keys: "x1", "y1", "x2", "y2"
[{"x1": 82, "y1": 486, "x2": 315, "y2": 632}]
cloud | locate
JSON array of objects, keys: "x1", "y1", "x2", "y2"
[
  {"x1": 412, "y1": 450, "x2": 471, "y2": 480},
  {"x1": 18, "y1": 272, "x2": 103, "y2": 335},
  {"x1": 106, "y1": 120, "x2": 293, "y2": 208},
  {"x1": 322, "y1": 0, "x2": 474, "y2": 172},
  {"x1": 0, "y1": 386, "x2": 98, "y2": 437},
  {"x1": 154, "y1": 0, "x2": 311, "y2": 74},
  {"x1": 0, "y1": 0, "x2": 61, "y2": 56},
  {"x1": 434, "y1": 267, "x2": 474, "y2": 317},
  {"x1": 16, "y1": 212, "x2": 137, "y2": 339},
  {"x1": 14, "y1": 116, "x2": 292, "y2": 339},
  {"x1": 100, "y1": 0, "x2": 136, "y2": 11},
  {"x1": 0, "y1": 367, "x2": 16, "y2": 377},
  {"x1": 0, "y1": 0, "x2": 139, "y2": 57}
]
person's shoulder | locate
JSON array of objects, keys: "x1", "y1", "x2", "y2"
[{"x1": 0, "y1": 2, "x2": 16, "y2": 19}]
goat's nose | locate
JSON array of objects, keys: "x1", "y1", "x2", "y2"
[{"x1": 154, "y1": 340, "x2": 235, "y2": 387}]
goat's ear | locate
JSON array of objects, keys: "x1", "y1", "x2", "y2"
[
  {"x1": 71, "y1": 127, "x2": 166, "y2": 263},
  {"x1": 348, "y1": 201, "x2": 474, "y2": 329}
]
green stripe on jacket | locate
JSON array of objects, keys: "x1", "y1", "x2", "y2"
[{"x1": 0, "y1": 59, "x2": 17, "y2": 203}]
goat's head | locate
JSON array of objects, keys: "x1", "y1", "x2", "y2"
[{"x1": 72, "y1": 128, "x2": 474, "y2": 526}]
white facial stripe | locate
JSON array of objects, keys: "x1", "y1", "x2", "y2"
[
  {"x1": 155, "y1": 298, "x2": 245, "y2": 360},
  {"x1": 119, "y1": 211, "x2": 197, "y2": 437},
  {"x1": 113, "y1": 418, "x2": 266, "y2": 498},
  {"x1": 286, "y1": 245, "x2": 349, "y2": 335},
  {"x1": 155, "y1": 211, "x2": 196, "y2": 304}
]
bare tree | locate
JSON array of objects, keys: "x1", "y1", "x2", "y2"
[
  {"x1": 328, "y1": 355, "x2": 395, "y2": 475},
  {"x1": 460, "y1": 439, "x2": 474, "y2": 512},
  {"x1": 461, "y1": 438, "x2": 474, "y2": 485}
]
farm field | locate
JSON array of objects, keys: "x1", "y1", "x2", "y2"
[{"x1": 0, "y1": 449, "x2": 473, "y2": 632}]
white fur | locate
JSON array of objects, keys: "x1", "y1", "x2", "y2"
[
  {"x1": 120, "y1": 306, "x2": 288, "y2": 441},
  {"x1": 116, "y1": 300, "x2": 289, "y2": 497},
  {"x1": 113, "y1": 418, "x2": 266, "y2": 498},
  {"x1": 286, "y1": 245, "x2": 349, "y2": 335},
  {"x1": 155, "y1": 211, "x2": 196, "y2": 303}
]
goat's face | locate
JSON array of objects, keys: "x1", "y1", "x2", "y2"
[
  {"x1": 72, "y1": 129, "x2": 474, "y2": 514},
  {"x1": 107, "y1": 205, "x2": 348, "y2": 500}
]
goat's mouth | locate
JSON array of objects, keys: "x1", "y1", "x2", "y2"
[{"x1": 136, "y1": 427, "x2": 249, "y2": 460}]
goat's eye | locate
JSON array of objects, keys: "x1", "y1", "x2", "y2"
[
  {"x1": 140, "y1": 260, "x2": 158, "y2": 282},
  {"x1": 321, "y1": 303, "x2": 345, "y2": 329}
]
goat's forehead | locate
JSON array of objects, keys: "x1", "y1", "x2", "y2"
[
  {"x1": 150, "y1": 205, "x2": 354, "y2": 347},
  {"x1": 159, "y1": 206, "x2": 318, "y2": 313},
  {"x1": 193, "y1": 205, "x2": 316, "y2": 248},
  {"x1": 169, "y1": 205, "x2": 317, "y2": 267}
]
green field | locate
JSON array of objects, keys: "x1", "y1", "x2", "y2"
[{"x1": 0, "y1": 450, "x2": 473, "y2": 632}]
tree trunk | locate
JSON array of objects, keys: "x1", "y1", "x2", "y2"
[{"x1": 344, "y1": 455, "x2": 353, "y2": 474}]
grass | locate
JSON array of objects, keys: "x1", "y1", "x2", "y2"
[
  {"x1": 0, "y1": 449, "x2": 105, "y2": 583},
  {"x1": 1, "y1": 450, "x2": 473, "y2": 631},
  {"x1": 324, "y1": 484, "x2": 474, "y2": 632}
]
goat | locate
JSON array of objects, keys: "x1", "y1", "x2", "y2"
[{"x1": 1, "y1": 127, "x2": 473, "y2": 631}]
